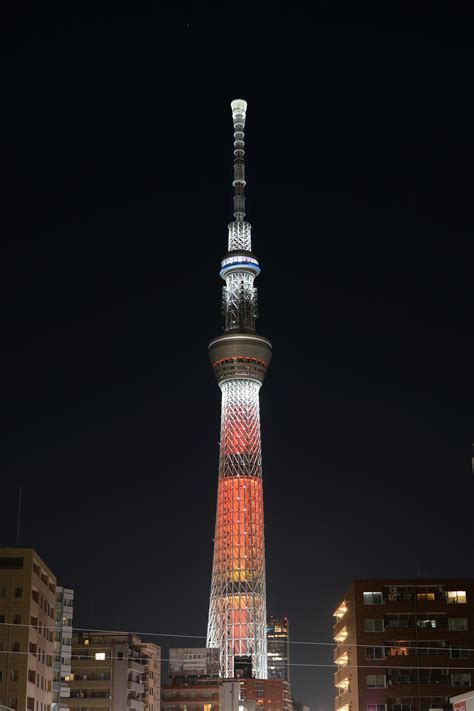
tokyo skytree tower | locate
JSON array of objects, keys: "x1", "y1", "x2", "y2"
[{"x1": 207, "y1": 99, "x2": 271, "y2": 679}]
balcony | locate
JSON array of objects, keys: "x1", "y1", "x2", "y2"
[
  {"x1": 334, "y1": 668, "x2": 351, "y2": 686},
  {"x1": 334, "y1": 649, "x2": 349, "y2": 667},
  {"x1": 128, "y1": 660, "x2": 145, "y2": 673},
  {"x1": 69, "y1": 679, "x2": 111, "y2": 688},
  {"x1": 333, "y1": 601, "x2": 348, "y2": 621},
  {"x1": 128, "y1": 681, "x2": 143, "y2": 693},
  {"x1": 334, "y1": 676, "x2": 350, "y2": 696},
  {"x1": 68, "y1": 699, "x2": 111, "y2": 708},
  {"x1": 334, "y1": 626, "x2": 349, "y2": 643}
]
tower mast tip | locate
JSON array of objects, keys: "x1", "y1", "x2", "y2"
[{"x1": 231, "y1": 98, "x2": 247, "y2": 112}]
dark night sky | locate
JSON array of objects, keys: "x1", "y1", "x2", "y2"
[{"x1": 1, "y1": 4, "x2": 474, "y2": 711}]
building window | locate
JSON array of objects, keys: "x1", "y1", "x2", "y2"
[
  {"x1": 364, "y1": 619, "x2": 384, "y2": 632},
  {"x1": 10, "y1": 670, "x2": 19, "y2": 681},
  {"x1": 95, "y1": 652, "x2": 106, "y2": 661},
  {"x1": 447, "y1": 591, "x2": 467, "y2": 604},
  {"x1": 366, "y1": 674, "x2": 386, "y2": 688},
  {"x1": 0, "y1": 671, "x2": 2, "y2": 681},
  {"x1": 386, "y1": 614, "x2": 415, "y2": 628},
  {"x1": 12, "y1": 642, "x2": 20, "y2": 652},
  {"x1": 450, "y1": 646, "x2": 469, "y2": 658},
  {"x1": 364, "y1": 592, "x2": 384, "y2": 605},
  {"x1": 368, "y1": 705, "x2": 386, "y2": 711},
  {"x1": 448, "y1": 618, "x2": 468, "y2": 631},
  {"x1": 0, "y1": 587, "x2": 6, "y2": 597},
  {"x1": 416, "y1": 618, "x2": 437, "y2": 629},
  {"x1": 14, "y1": 587, "x2": 22, "y2": 598},
  {"x1": 0, "y1": 615, "x2": 5, "y2": 623},
  {"x1": 417, "y1": 593, "x2": 435, "y2": 601},
  {"x1": 451, "y1": 673, "x2": 471, "y2": 687},
  {"x1": 388, "y1": 705, "x2": 411, "y2": 711},
  {"x1": 389, "y1": 670, "x2": 412, "y2": 684},
  {"x1": 365, "y1": 647, "x2": 385, "y2": 660},
  {"x1": 386, "y1": 643, "x2": 410, "y2": 656}
]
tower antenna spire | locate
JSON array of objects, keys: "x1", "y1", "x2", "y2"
[{"x1": 231, "y1": 99, "x2": 248, "y2": 222}]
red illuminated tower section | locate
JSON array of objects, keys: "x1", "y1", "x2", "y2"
[{"x1": 207, "y1": 100, "x2": 271, "y2": 679}]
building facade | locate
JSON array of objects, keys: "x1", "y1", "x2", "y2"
[
  {"x1": 206, "y1": 99, "x2": 272, "y2": 679},
  {"x1": 333, "y1": 579, "x2": 474, "y2": 711},
  {"x1": 238, "y1": 679, "x2": 292, "y2": 711},
  {"x1": 69, "y1": 632, "x2": 160, "y2": 711},
  {"x1": 161, "y1": 678, "x2": 291, "y2": 711},
  {"x1": 52, "y1": 588, "x2": 74, "y2": 711},
  {"x1": 0, "y1": 548, "x2": 57, "y2": 711},
  {"x1": 267, "y1": 618, "x2": 290, "y2": 682}
]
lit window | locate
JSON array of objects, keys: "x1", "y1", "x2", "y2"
[
  {"x1": 363, "y1": 592, "x2": 383, "y2": 605},
  {"x1": 368, "y1": 705, "x2": 386, "y2": 711},
  {"x1": 94, "y1": 652, "x2": 106, "y2": 661},
  {"x1": 366, "y1": 674, "x2": 386, "y2": 689},
  {"x1": 84, "y1": 639, "x2": 89, "y2": 646},
  {"x1": 447, "y1": 591, "x2": 467, "y2": 604},
  {"x1": 448, "y1": 618, "x2": 468, "y2": 631},
  {"x1": 416, "y1": 592, "x2": 435, "y2": 600},
  {"x1": 416, "y1": 618, "x2": 437, "y2": 628}
]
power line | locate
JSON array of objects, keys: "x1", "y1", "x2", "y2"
[
  {"x1": 2, "y1": 622, "x2": 474, "y2": 654},
  {"x1": 2, "y1": 649, "x2": 474, "y2": 671}
]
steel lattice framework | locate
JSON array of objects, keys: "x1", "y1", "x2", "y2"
[{"x1": 207, "y1": 100, "x2": 272, "y2": 680}]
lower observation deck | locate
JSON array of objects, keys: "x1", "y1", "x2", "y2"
[{"x1": 209, "y1": 331, "x2": 272, "y2": 384}]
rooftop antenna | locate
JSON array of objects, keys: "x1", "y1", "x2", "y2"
[{"x1": 16, "y1": 486, "x2": 22, "y2": 545}]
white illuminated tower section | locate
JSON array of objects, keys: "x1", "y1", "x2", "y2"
[{"x1": 207, "y1": 99, "x2": 271, "y2": 679}]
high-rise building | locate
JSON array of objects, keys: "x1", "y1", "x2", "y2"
[
  {"x1": 69, "y1": 632, "x2": 160, "y2": 711},
  {"x1": 206, "y1": 100, "x2": 272, "y2": 680},
  {"x1": 0, "y1": 548, "x2": 57, "y2": 711},
  {"x1": 267, "y1": 618, "x2": 290, "y2": 682},
  {"x1": 333, "y1": 579, "x2": 474, "y2": 711},
  {"x1": 52, "y1": 588, "x2": 74, "y2": 711}
]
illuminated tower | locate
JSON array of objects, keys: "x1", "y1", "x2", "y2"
[{"x1": 206, "y1": 99, "x2": 272, "y2": 679}]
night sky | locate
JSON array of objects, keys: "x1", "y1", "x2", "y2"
[{"x1": 2, "y1": 5, "x2": 474, "y2": 711}]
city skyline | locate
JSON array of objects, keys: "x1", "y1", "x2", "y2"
[{"x1": 2, "y1": 5, "x2": 474, "y2": 711}]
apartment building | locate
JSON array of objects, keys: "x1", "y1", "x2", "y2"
[
  {"x1": 0, "y1": 548, "x2": 57, "y2": 711},
  {"x1": 333, "y1": 579, "x2": 474, "y2": 711},
  {"x1": 238, "y1": 679, "x2": 292, "y2": 711},
  {"x1": 69, "y1": 632, "x2": 160, "y2": 711},
  {"x1": 52, "y1": 588, "x2": 74, "y2": 711}
]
